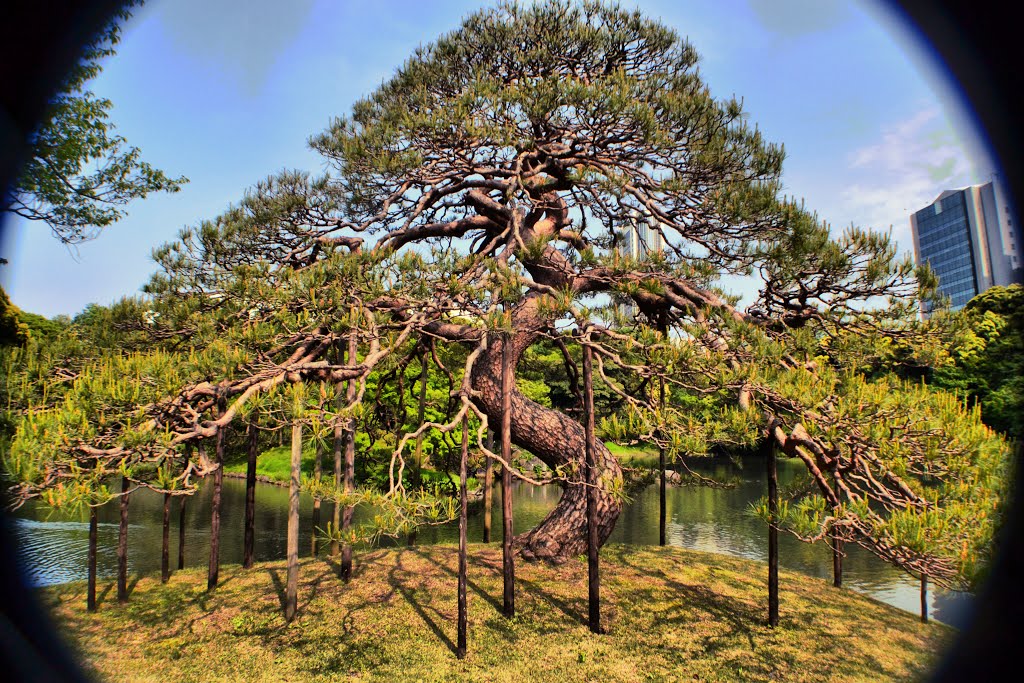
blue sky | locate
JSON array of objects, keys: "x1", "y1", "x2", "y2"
[{"x1": 1, "y1": 0, "x2": 994, "y2": 317}]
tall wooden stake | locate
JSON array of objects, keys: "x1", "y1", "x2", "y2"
[
  {"x1": 832, "y1": 476, "x2": 843, "y2": 589},
  {"x1": 244, "y1": 415, "x2": 258, "y2": 569},
  {"x1": 331, "y1": 341, "x2": 344, "y2": 558},
  {"x1": 767, "y1": 438, "x2": 779, "y2": 627},
  {"x1": 657, "y1": 318, "x2": 668, "y2": 547},
  {"x1": 285, "y1": 421, "x2": 302, "y2": 622},
  {"x1": 413, "y1": 351, "x2": 429, "y2": 490},
  {"x1": 177, "y1": 496, "x2": 187, "y2": 570},
  {"x1": 117, "y1": 476, "x2": 129, "y2": 603},
  {"x1": 483, "y1": 428, "x2": 494, "y2": 543},
  {"x1": 178, "y1": 444, "x2": 189, "y2": 570},
  {"x1": 921, "y1": 574, "x2": 929, "y2": 623},
  {"x1": 311, "y1": 444, "x2": 322, "y2": 557},
  {"x1": 457, "y1": 413, "x2": 469, "y2": 659},
  {"x1": 208, "y1": 397, "x2": 226, "y2": 591},
  {"x1": 341, "y1": 331, "x2": 357, "y2": 581},
  {"x1": 582, "y1": 343, "x2": 602, "y2": 634},
  {"x1": 161, "y1": 492, "x2": 171, "y2": 583},
  {"x1": 87, "y1": 506, "x2": 98, "y2": 612},
  {"x1": 658, "y1": 375, "x2": 667, "y2": 546},
  {"x1": 500, "y1": 336, "x2": 515, "y2": 618}
]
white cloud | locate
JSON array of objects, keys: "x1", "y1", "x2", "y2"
[{"x1": 835, "y1": 106, "x2": 989, "y2": 252}]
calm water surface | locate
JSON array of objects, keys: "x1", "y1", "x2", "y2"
[{"x1": 11, "y1": 456, "x2": 972, "y2": 626}]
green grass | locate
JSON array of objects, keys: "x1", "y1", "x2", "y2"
[
  {"x1": 41, "y1": 544, "x2": 952, "y2": 682},
  {"x1": 605, "y1": 441, "x2": 660, "y2": 468},
  {"x1": 223, "y1": 445, "x2": 318, "y2": 482},
  {"x1": 224, "y1": 449, "x2": 478, "y2": 491}
]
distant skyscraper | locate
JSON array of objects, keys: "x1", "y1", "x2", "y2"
[
  {"x1": 617, "y1": 212, "x2": 665, "y2": 320},
  {"x1": 910, "y1": 181, "x2": 1022, "y2": 313}
]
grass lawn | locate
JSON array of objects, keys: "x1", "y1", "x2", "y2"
[
  {"x1": 225, "y1": 447, "x2": 477, "y2": 490},
  {"x1": 41, "y1": 544, "x2": 952, "y2": 682},
  {"x1": 223, "y1": 445, "x2": 319, "y2": 482},
  {"x1": 605, "y1": 441, "x2": 661, "y2": 468}
]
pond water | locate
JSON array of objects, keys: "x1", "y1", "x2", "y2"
[{"x1": 10, "y1": 455, "x2": 972, "y2": 627}]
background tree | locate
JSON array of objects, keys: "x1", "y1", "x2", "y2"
[
  {"x1": 2, "y1": 0, "x2": 186, "y2": 244},
  {"x1": 928, "y1": 285, "x2": 1024, "y2": 438}
]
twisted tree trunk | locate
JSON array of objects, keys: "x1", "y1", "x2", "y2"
[{"x1": 470, "y1": 320, "x2": 623, "y2": 564}]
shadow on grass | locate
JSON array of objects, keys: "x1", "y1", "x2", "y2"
[
  {"x1": 466, "y1": 546, "x2": 588, "y2": 627},
  {"x1": 611, "y1": 547, "x2": 760, "y2": 653},
  {"x1": 410, "y1": 546, "x2": 503, "y2": 614},
  {"x1": 387, "y1": 549, "x2": 457, "y2": 656},
  {"x1": 126, "y1": 572, "x2": 142, "y2": 599}
]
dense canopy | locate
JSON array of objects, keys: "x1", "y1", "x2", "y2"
[{"x1": 3, "y1": 1, "x2": 1010, "y2": 590}]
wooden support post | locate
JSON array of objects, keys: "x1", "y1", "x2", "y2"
[
  {"x1": 161, "y1": 492, "x2": 171, "y2": 583},
  {"x1": 658, "y1": 376, "x2": 667, "y2": 547},
  {"x1": 583, "y1": 343, "x2": 602, "y2": 634},
  {"x1": 483, "y1": 428, "x2": 494, "y2": 543},
  {"x1": 413, "y1": 351, "x2": 429, "y2": 490},
  {"x1": 178, "y1": 444, "x2": 189, "y2": 571},
  {"x1": 767, "y1": 439, "x2": 779, "y2": 627},
  {"x1": 501, "y1": 337, "x2": 515, "y2": 618},
  {"x1": 341, "y1": 331, "x2": 357, "y2": 581},
  {"x1": 921, "y1": 574, "x2": 929, "y2": 623},
  {"x1": 244, "y1": 415, "x2": 258, "y2": 568},
  {"x1": 117, "y1": 476, "x2": 129, "y2": 603},
  {"x1": 311, "y1": 444, "x2": 322, "y2": 558},
  {"x1": 457, "y1": 413, "x2": 469, "y2": 659},
  {"x1": 331, "y1": 340, "x2": 345, "y2": 558},
  {"x1": 87, "y1": 507, "x2": 98, "y2": 612},
  {"x1": 177, "y1": 496, "x2": 187, "y2": 570},
  {"x1": 832, "y1": 476, "x2": 842, "y2": 588},
  {"x1": 208, "y1": 397, "x2": 226, "y2": 591},
  {"x1": 285, "y1": 422, "x2": 302, "y2": 622}
]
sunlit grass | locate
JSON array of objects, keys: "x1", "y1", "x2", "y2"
[{"x1": 41, "y1": 544, "x2": 952, "y2": 682}]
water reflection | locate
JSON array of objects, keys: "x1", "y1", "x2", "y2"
[{"x1": 11, "y1": 456, "x2": 972, "y2": 626}]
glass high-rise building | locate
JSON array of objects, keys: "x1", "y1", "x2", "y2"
[
  {"x1": 910, "y1": 181, "x2": 1022, "y2": 312},
  {"x1": 616, "y1": 212, "x2": 666, "y2": 321}
]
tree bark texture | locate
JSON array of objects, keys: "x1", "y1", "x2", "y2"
[
  {"x1": 117, "y1": 476, "x2": 129, "y2": 603},
  {"x1": 161, "y1": 492, "x2": 170, "y2": 583},
  {"x1": 500, "y1": 338, "x2": 515, "y2": 617},
  {"x1": 285, "y1": 422, "x2": 301, "y2": 622},
  {"x1": 767, "y1": 439, "x2": 779, "y2": 627},
  {"x1": 583, "y1": 344, "x2": 602, "y2": 634},
  {"x1": 457, "y1": 414, "x2": 469, "y2": 659},
  {"x1": 469, "y1": 314, "x2": 623, "y2": 564},
  {"x1": 245, "y1": 415, "x2": 258, "y2": 569},
  {"x1": 208, "y1": 405, "x2": 226, "y2": 591},
  {"x1": 87, "y1": 507, "x2": 97, "y2": 612},
  {"x1": 341, "y1": 332, "x2": 358, "y2": 581},
  {"x1": 483, "y1": 428, "x2": 494, "y2": 544}
]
